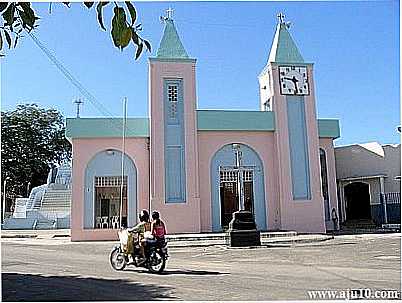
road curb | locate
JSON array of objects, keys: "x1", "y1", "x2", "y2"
[{"x1": 1, "y1": 235, "x2": 37, "y2": 239}]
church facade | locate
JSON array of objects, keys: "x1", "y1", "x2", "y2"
[{"x1": 66, "y1": 14, "x2": 340, "y2": 241}]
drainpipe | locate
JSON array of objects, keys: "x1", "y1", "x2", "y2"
[{"x1": 380, "y1": 177, "x2": 387, "y2": 224}]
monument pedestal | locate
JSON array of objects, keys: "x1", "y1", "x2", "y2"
[{"x1": 226, "y1": 211, "x2": 261, "y2": 247}]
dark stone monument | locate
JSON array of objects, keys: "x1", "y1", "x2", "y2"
[{"x1": 226, "y1": 210, "x2": 261, "y2": 247}]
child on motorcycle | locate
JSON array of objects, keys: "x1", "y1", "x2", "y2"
[
  {"x1": 127, "y1": 209, "x2": 151, "y2": 264},
  {"x1": 151, "y1": 211, "x2": 167, "y2": 245}
]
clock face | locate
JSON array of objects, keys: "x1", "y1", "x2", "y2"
[{"x1": 279, "y1": 66, "x2": 309, "y2": 95}]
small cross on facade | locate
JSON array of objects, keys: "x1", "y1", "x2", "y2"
[{"x1": 277, "y1": 12, "x2": 285, "y2": 24}]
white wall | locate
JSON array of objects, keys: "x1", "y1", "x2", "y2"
[{"x1": 335, "y1": 143, "x2": 400, "y2": 194}]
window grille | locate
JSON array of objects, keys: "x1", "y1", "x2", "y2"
[
  {"x1": 220, "y1": 169, "x2": 254, "y2": 183},
  {"x1": 168, "y1": 85, "x2": 178, "y2": 119},
  {"x1": 243, "y1": 170, "x2": 253, "y2": 182},
  {"x1": 95, "y1": 176, "x2": 127, "y2": 187}
]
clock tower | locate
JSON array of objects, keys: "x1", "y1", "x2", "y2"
[{"x1": 259, "y1": 14, "x2": 325, "y2": 232}]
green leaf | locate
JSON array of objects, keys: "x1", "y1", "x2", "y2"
[
  {"x1": 18, "y1": 3, "x2": 36, "y2": 31},
  {"x1": 84, "y1": 2, "x2": 94, "y2": 9},
  {"x1": 111, "y1": 6, "x2": 130, "y2": 50},
  {"x1": 0, "y1": 2, "x2": 8, "y2": 12},
  {"x1": 131, "y1": 28, "x2": 139, "y2": 45},
  {"x1": 143, "y1": 39, "x2": 151, "y2": 53},
  {"x1": 125, "y1": 2, "x2": 136, "y2": 25},
  {"x1": 4, "y1": 30, "x2": 11, "y2": 49},
  {"x1": 135, "y1": 42, "x2": 143, "y2": 60},
  {"x1": 2, "y1": 3, "x2": 15, "y2": 26},
  {"x1": 96, "y1": 2, "x2": 109, "y2": 31}
]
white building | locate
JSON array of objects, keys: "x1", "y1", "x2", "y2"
[{"x1": 335, "y1": 142, "x2": 400, "y2": 225}]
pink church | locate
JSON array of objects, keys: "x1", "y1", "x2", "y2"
[{"x1": 66, "y1": 13, "x2": 340, "y2": 241}]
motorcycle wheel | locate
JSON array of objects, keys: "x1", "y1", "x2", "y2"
[
  {"x1": 148, "y1": 250, "x2": 166, "y2": 274},
  {"x1": 110, "y1": 246, "x2": 126, "y2": 271}
]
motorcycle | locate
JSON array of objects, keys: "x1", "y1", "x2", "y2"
[{"x1": 109, "y1": 228, "x2": 168, "y2": 274}]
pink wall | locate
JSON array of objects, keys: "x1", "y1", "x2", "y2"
[
  {"x1": 149, "y1": 60, "x2": 201, "y2": 234},
  {"x1": 71, "y1": 137, "x2": 149, "y2": 241},
  {"x1": 197, "y1": 131, "x2": 280, "y2": 232},
  {"x1": 269, "y1": 63, "x2": 326, "y2": 233},
  {"x1": 319, "y1": 138, "x2": 339, "y2": 229}
]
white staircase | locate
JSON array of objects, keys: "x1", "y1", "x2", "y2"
[
  {"x1": 40, "y1": 188, "x2": 71, "y2": 213},
  {"x1": 38, "y1": 188, "x2": 71, "y2": 228}
]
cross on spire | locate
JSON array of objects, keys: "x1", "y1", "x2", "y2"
[
  {"x1": 160, "y1": 7, "x2": 174, "y2": 23},
  {"x1": 277, "y1": 12, "x2": 285, "y2": 24},
  {"x1": 166, "y1": 7, "x2": 174, "y2": 20}
]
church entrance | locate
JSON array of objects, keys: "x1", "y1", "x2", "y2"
[
  {"x1": 219, "y1": 168, "x2": 254, "y2": 228},
  {"x1": 344, "y1": 182, "x2": 371, "y2": 220}
]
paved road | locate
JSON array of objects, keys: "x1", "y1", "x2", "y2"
[{"x1": 1, "y1": 233, "x2": 401, "y2": 301}]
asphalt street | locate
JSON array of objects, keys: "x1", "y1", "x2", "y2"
[{"x1": 1, "y1": 233, "x2": 401, "y2": 301}]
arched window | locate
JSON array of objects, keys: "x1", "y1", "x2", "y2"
[{"x1": 319, "y1": 148, "x2": 330, "y2": 220}]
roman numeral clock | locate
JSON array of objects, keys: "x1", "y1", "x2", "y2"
[{"x1": 279, "y1": 66, "x2": 309, "y2": 95}]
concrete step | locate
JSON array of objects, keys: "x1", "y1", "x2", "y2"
[
  {"x1": 35, "y1": 219, "x2": 56, "y2": 230},
  {"x1": 41, "y1": 202, "x2": 70, "y2": 207},
  {"x1": 2, "y1": 218, "x2": 37, "y2": 230},
  {"x1": 42, "y1": 199, "x2": 71, "y2": 203},
  {"x1": 167, "y1": 234, "x2": 333, "y2": 248},
  {"x1": 166, "y1": 231, "x2": 298, "y2": 242},
  {"x1": 341, "y1": 219, "x2": 377, "y2": 230}
]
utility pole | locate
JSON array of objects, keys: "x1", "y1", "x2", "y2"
[{"x1": 119, "y1": 97, "x2": 127, "y2": 228}]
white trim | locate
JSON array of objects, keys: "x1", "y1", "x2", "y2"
[{"x1": 338, "y1": 174, "x2": 387, "y2": 182}]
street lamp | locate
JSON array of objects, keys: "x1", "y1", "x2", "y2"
[{"x1": 2, "y1": 177, "x2": 11, "y2": 223}]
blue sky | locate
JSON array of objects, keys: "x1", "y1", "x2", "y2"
[{"x1": 1, "y1": 1, "x2": 400, "y2": 146}]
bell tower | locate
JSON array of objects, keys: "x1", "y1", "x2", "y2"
[
  {"x1": 149, "y1": 9, "x2": 200, "y2": 233},
  {"x1": 259, "y1": 13, "x2": 325, "y2": 232}
]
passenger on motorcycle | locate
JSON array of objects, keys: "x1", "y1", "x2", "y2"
[
  {"x1": 127, "y1": 209, "x2": 151, "y2": 263},
  {"x1": 151, "y1": 211, "x2": 166, "y2": 245}
]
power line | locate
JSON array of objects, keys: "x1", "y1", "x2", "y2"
[{"x1": 27, "y1": 31, "x2": 130, "y2": 133}]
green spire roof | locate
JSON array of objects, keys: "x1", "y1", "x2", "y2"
[
  {"x1": 156, "y1": 19, "x2": 189, "y2": 59},
  {"x1": 268, "y1": 22, "x2": 304, "y2": 63}
]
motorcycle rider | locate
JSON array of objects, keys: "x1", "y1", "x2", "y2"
[
  {"x1": 151, "y1": 210, "x2": 167, "y2": 246},
  {"x1": 127, "y1": 209, "x2": 151, "y2": 264}
]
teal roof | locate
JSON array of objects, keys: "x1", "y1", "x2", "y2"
[
  {"x1": 197, "y1": 110, "x2": 275, "y2": 131},
  {"x1": 156, "y1": 19, "x2": 189, "y2": 59},
  {"x1": 317, "y1": 119, "x2": 341, "y2": 139},
  {"x1": 268, "y1": 23, "x2": 304, "y2": 63},
  {"x1": 65, "y1": 118, "x2": 149, "y2": 140},
  {"x1": 65, "y1": 114, "x2": 339, "y2": 139}
]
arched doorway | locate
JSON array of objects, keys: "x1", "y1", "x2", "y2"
[
  {"x1": 84, "y1": 149, "x2": 137, "y2": 229},
  {"x1": 344, "y1": 182, "x2": 371, "y2": 220},
  {"x1": 210, "y1": 143, "x2": 267, "y2": 231}
]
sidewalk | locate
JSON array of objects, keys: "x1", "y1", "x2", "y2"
[{"x1": 1, "y1": 229, "x2": 333, "y2": 247}]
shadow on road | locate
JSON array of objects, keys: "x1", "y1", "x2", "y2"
[
  {"x1": 161, "y1": 269, "x2": 228, "y2": 276},
  {"x1": 125, "y1": 268, "x2": 228, "y2": 276},
  {"x1": 2, "y1": 272, "x2": 177, "y2": 301}
]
